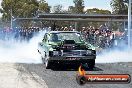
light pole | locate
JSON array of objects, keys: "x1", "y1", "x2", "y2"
[
  {"x1": 11, "y1": 8, "x2": 13, "y2": 29},
  {"x1": 10, "y1": 0, "x2": 13, "y2": 29},
  {"x1": 128, "y1": 0, "x2": 132, "y2": 48}
]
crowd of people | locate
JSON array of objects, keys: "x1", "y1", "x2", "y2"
[
  {"x1": 0, "y1": 24, "x2": 127, "y2": 49},
  {"x1": 0, "y1": 27, "x2": 41, "y2": 42},
  {"x1": 81, "y1": 26, "x2": 116, "y2": 49},
  {"x1": 53, "y1": 25, "x2": 127, "y2": 49},
  {"x1": 82, "y1": 26, "x2": 127, "y2": 49}
]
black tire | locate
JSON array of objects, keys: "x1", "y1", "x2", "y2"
[
  {"x1": 45, "y1": 60, "x2": 52, "y2": 69},
  {"x1": 87, "y1": 59, "x2": 95, "y2": 70},
  {"x1": 41, "y1": 52, "x2": 52, "y2": 69},
  {"x1": 41, "y1": 56, "x2": 45, "y2": 64},
  {"x1": 41, "y1": 52, "x2": 46, "y2": 64}
]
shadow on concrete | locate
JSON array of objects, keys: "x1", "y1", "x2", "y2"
[{"x1": 51, "y1": 64, "x2": 103, "y2": 71}]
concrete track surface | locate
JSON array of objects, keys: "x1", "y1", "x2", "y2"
[{"x1": 0, "y1": 63, "x2": 132, "y2": 88}]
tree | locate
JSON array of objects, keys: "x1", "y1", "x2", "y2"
[
  {"x1": 110, "y1": 0, "x2": 130, "y2": 31},
  {"x1": 86, "y1": 8, "x2": 111, "y2": 14},
  {"x1": 67, "y1": 0, "x2": 85, "y2": 31},
  {"x1": 73, "y1": 0, "x2": 85, "y2": 14},
  {"x1": 68, "y1": 6, "x2": 75, "y2": 13},
  {"x1": 0, "y1": 0, "x2": 51, "y2": 22},
  {"x1": 53, "y1": 4, "x2": 63, "y2": 13},
  {"x1": 68, "y1": 0, "x2": 84, "y2": 14},
  {"x1": 38, "y1": 0, "x2": 51, "y2": 13},
  {"x1": 110, "y1": 0, "x2": 128, "y2": 14}
]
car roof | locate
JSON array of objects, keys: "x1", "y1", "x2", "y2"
[{"x1": 47, "y1": 31, "x2": 80, "y2": 34}]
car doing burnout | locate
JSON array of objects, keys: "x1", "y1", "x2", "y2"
[{"x1": 38, "y1": 31, "x2": 96, "y2": 69}]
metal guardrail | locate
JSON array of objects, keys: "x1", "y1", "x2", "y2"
[
  {"x1": 37, "y1": 14, "x2": 128, "y2": 19},
  {"x1": 13, "y1": 18, "x2": 127, "y2": 22},
  {"x1": 13, "y1": 14, "x2": 129, "y2": 22}
]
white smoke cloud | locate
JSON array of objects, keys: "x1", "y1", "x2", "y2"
[
  {"x1": 96, "y1": 48, "x2": 132, "y2": 63},
  {"x1": 0, "y1": 30, "x2": 46, "y2": 63},
  {"x1": 0, "y1": 28, "x2": 132, "y2": 64}
]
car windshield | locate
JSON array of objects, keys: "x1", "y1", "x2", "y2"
[{"x1": 49, "y1": 32, "x2": 84, "y2": 43}]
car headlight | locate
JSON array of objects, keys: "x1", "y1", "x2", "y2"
[
  {"x1": 53, "y1": 51, "x2": 59, "y2": 55},
  {"x1": 86, "y1": 50, "x2": 92, "y2": 55}
]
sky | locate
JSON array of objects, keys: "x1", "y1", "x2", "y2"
[{"x1": 45, "y1": 0, "x2": 112, "y2": 11}]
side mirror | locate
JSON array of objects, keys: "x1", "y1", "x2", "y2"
[{"x1": 42, "y1": 38, "x2": 45, "y2": 42}]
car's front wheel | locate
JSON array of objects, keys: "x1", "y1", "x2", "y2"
[
  {"x1": 41, "y1": 56, "x2": 45, "y2": 64},
  {"x1": 44, "y1": 52, "x2": 52, "y2": 69},
  {"x1": 45, "y1": 59, "x2": 52, "y2": 69},
  {"x1": 42, "y1": 56, "x2": 52, "y2": 69}
]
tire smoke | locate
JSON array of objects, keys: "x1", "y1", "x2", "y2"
[
  {"x1": 0, "y1": 30, "x2": 46, "y2": 63},
  {"x1": 0, "y1": 28, "x2": 131, "y2": 63},
  {"x1": 96, "y1": 47, "x2": 132, "y2": 63}
]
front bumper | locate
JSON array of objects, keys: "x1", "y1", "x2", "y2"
[
  {"x1": 48, "y1": 50, "x2": 96, "y2": 64},
  {"x1": 48, "y1": 56, "x2": 95, "y2": 65},
  {"x1": 49, "y1": 55, "x2": 96, "y2": 61}
]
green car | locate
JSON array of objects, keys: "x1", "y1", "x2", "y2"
[{"x1": 38, "y1": 31, "x2": 96, "y2": 69}]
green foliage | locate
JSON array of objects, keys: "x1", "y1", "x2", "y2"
[
  {"x1": 73, "y1": 0, "x2": 84, "y2": 13},
  {"x1": 86, "y1": 8, "x2": 111, "y2": 14},
  {"x1": 0, "y1": 0, "x2": 51, "y2": 22},
  {"x1": 68, "y1": 0, "x2": 84, "y2": 14},
  {"x1": 68, "y1": 6, "x2": 75, "y2": 13},
  {"x1": 53, "y1": 4, "x2": 63, "y2": 13},
  {"x1": 110, "y1": 0, "x2": 130, "y2": 31},
  {"x1": 38, "y1": 0, "x2": 51, "y2": 13},
  {"x1": 110, "y1": 0, "x2": 128, "y2": 14}
]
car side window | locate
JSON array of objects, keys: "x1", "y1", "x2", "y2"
[{"x1": 42, "y1": 34, "x2": 48, "y2": 42}]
